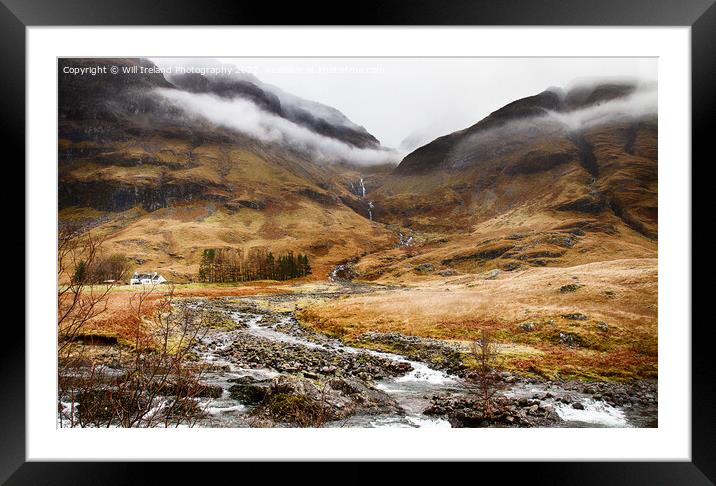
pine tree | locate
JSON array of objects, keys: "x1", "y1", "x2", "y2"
[
  {"x1": 301, "y1": 254, "x2": 311, "y2": 276},
  {"x1": 266, "y1": 252, "x2": 275, "y2": 280},
  {"x1": 72, "y1": 260, "x2": 87, "y2": 284},
  {"x1": 197, "y1": 248, "x2": 310, "y2": 282},
  {"x1": 198, "y1": 248, "x2": 216, "y2": 282}
]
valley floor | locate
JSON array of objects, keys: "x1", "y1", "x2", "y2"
[
  {"x1": 300, "y1": 257, "x2": 657, "y2": 381},
  {"x1": 61, "y1": 256, "x2": 657, "y2": 428}
]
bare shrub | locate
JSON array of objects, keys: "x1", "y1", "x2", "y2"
[
  {"x1": 58, "y1": 227, "x2": 209, "y2": 428},
  {"x1": 89, "y1": 253, "x2": 132, "y2": 283},
  {"x1": 57, "y1": 226, "x2": 116, "y2": 358},
  {"x1": 468, "y1": 330, "x2": 505, "y2": 419}
]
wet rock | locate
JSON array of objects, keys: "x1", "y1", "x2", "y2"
[
  {"x1": 193, "y1": 383, "x2": 224, "y2": 398},
  {"x1": 499, "y1": 371, "x2": 516, "y2": 381},
  {"x1": 227, "y1": 327, "x2": 411, "y2": 382},
  {"x1": 320, "y1": 365, "x2": 337, "y2": 375},
  {"x1": 228, "y1": 376, "x2": 271, "y2": 404},
  {"x1": 425, "y1": 394, "x2": 534, "y2": 428},
  {"x1": 355, "y1": 331, "x2": 466, "y2": 376},
  {"x1": 328, "y1": 376, "x2": 402, "y2": 413},
  {"x1": 252, "y1": 375, "x2": 400, "y2": 426},
  {"x1": 572, "y1": 402, "x2": 585, "y2": 410}
]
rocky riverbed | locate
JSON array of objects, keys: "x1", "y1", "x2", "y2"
[{"x1": 180, "y1": 296, "x2": 657, "y2": 428}]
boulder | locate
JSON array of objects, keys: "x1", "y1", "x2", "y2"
[
  {"x1": 559, "y1": 332, "x2": 579, "y2": 347},
  {"x1": 520, "y1": 321, "x2": 536, "y2": 332},
  {"x1": 484, "y1": 269, "x2": 500, "y2": 280},
  {"x1": 228, "y1": 376, "x2": 271, "y2": 404},
  {"x1": 414, "y1": 263, "x2": 435, "y2": 273},
  {"x1": 596, "y1": 321, "x2": 610, "y2": 332},
  {"x1": 559, "y1": 283, "x2": 583, "y2": 293}
]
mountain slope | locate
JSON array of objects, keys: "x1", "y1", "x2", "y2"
[
  {"x1": 352, "y1": 82, "x2": 657, "y2": 282},
  {"x1": 59, "y1": 63, "x2": 657, "y2": 284},
  {"x1": 376, "y1": 83, "x2": 656, "y2": 233},
  {"x1": 58, "y1": 58, "x2": 397, "y2": 281}
]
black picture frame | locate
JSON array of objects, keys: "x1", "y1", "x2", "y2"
[{"x1": 4, "y1": 0, "x2": 709, "y2": 483}]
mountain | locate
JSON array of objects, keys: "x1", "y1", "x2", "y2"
[
  {"x1": 167, "y1": 70, "x2": 381, "y2": 149},
  {"x1": 351, "y1": 82, "x2": 657, "y2": 281},
  {"x1": 58, "y1": 58, "x2": 398, "y2": 281},
  {"x1": 58, "y1": 61, "x2": 657, "y2": 284}
]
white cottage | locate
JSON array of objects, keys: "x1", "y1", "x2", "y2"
[{"x1": 129, "y1": 272, "x2": 167, "y2": 285}]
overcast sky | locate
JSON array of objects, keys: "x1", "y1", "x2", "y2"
[{"x1": 152, "y1": 57, "x2": 656, "y2": 150}]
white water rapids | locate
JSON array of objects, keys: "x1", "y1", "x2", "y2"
[
  {"x1": 193, "y1": 311, "x2": 459, "y2": 427},
  {"x1": 193, "y1": 310, "x2": 635, "y2": 428}
]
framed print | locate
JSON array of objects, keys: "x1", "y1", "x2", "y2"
[{"x1": 5, "y1": 0, "x2": 711, "y2": 483}]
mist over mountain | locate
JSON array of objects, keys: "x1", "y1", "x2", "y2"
[
  {"x1": 163, "y1": 64, "x2": 385, "y2": 151},
  {"x1": 395, "y1": 82, "x2": 655, "y2": 175},
  {"x1": 58, "y1": 59, "x2": 657, "y2": 283},
  {"x1": 60, "y1": 58, "x2": 398, "y2": 165},
  {"x1": 365, "y1": 80, "x2": 657, "y2": 264},
  {"x1": 155, "y1": 87, "x2": 399, "y2": 166}
]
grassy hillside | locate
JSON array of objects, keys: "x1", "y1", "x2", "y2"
[
  {"x1": 59, "y1": 138, "x2": 397, "y2": 281},
  {"x1": 58, "y1": 58, "x2": 398, "y2": 282}
]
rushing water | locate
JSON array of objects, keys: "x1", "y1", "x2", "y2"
[
  {"x1": 502, "y1": 382, "x2": 634, "y2": 428},
  {"x1": 193, "y1": 309, "x2": 640, "y2": 428},
  {"x1": 59, "y1": 298, "x2": 649, "y2": 428},
  {"x1": 194, "y1": 310, "x2": 462, "y2": 427},
  {"x1": 553, "y1": 399, "x2": 628, "y2": 427}
]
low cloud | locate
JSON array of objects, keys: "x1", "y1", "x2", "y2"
[
  {"x1": 444, "y1": 83, "x2": 657, "y2": 169},
  {"x1": 545, "y1": 84, "x2": 657, "y2": 131},
  {"x1": 472, "y1": 83, "x2": 657, "y2": 142},
  {"x1": 155, "y1": 88, "x2": 401, "y2": 166}
]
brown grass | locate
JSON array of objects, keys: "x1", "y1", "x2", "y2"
[
  {"x1": 72, "y1": 283, "x2": 288, "y2": 345},
  {"x1": 298, "y1": 258, "x2": 657, "y2": 380}
]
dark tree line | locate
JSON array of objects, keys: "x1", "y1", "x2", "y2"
[{"x1": 198, "y1": 248, "x2": 311, "y2": 283}]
